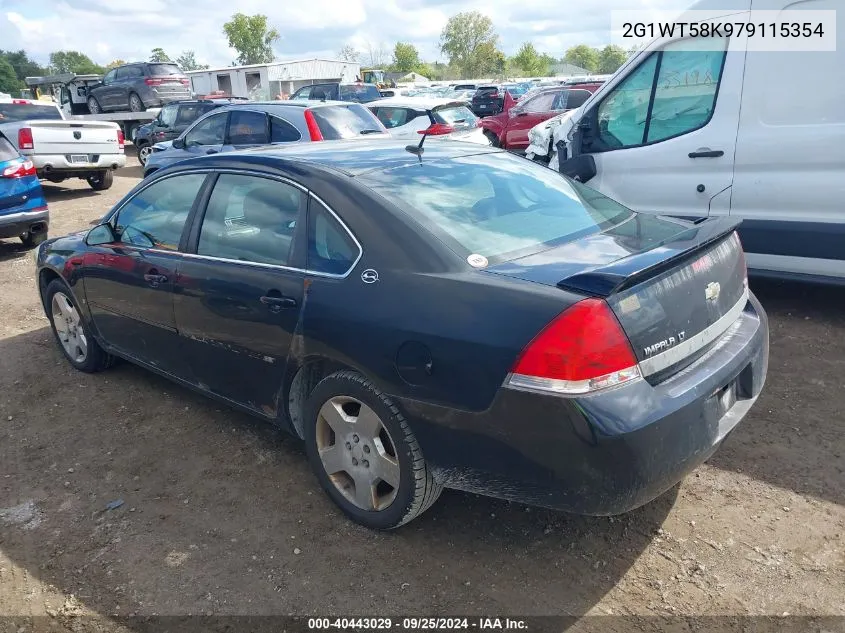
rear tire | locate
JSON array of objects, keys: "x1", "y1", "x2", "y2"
[
  {"x1": 304, "y1": 370, "x2": 442, "y2": 530},
  {"x1": 20, "y1": 230, "x2": 47, "y2": 249},
  {"x1": 87, "y1": 97, "x2": 101, "y2": 115},
  {"x1": 44, "y1": 279, "x2": 113, "y2": 373},
  {"x1": 87, "y1": 170, "x2": 114, "y2": 191},
  {"x1": 128, "y1": 93, "x2": 145, "y2": 112}
]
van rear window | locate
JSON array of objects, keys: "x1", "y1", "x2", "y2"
[
  {"x1": 148, "y1": 64, "x2": 183, "y2": 76},
  {"x1": 359, "y1": 152, "x2": 633, "y2": 263}
]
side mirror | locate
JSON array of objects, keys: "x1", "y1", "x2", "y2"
[
  {"x1": 172, "y1": 137, "x2": 185, "y2": 149},
  {"x1": 559, "y1": 154, "x2": 597, "y2": 183},
  {"x1": 85, "y1": 223, "x2": 117, "y2": 246}
]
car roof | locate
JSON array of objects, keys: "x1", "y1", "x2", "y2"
[
  {"x1": 369, "y1": 96, "x2": 469, "y2": 110},
  {"x1": 233, "y1": 139, "x2": 501, "y2": 177},
  {"x1": 214, "y1": 100, "x2": 352, "y2": 112}
]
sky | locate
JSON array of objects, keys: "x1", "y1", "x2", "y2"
[{"x1": 0, "y1": 0, "x2": 690, "y2": 70}]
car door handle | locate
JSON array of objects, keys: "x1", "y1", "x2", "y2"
[
  {"x1": 205, "y1": 149, "x2": 218, "y2": 155},
  {"x1": 688, "y1": 149, "x2": 724, "y2": 158},
  {"x1": 144, "y1": 272, "x2": 168, "y2": 286},
  {"x1": 260, "y1": 295, "x2": 297, "y2": 310}
]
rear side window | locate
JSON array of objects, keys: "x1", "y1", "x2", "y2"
[
  {"x1": 0, "y1": 135, "x2": 20, "y2": 162},
  {"x1": 0, "y1": 104, "x2": 62, "y2": 123},
  {"x1": 227, "y1": 110, "x2": 268, "y2": 145},
  {"x1": 359, "y1": 152, "x2": 633, "y2": 263},
  {"x1": 371, "y1": 107, "x2": 418, "y2": 129},
  {"x1": 310, "y1": 105, "x2": 385, "y2": 140},
  {"x1": 148, "y1": 64, "x2": 183, "y2": 77},
  {"x1": 307, "y1": 199, "x2": 360, "y2": 275},
  {"x1": 291, "y1": 86, "x2": 312, "y2": 100},
  {"x1": 270, "y1": 116, "x2": 302, "y2": 142},
  {"x1": 339, "y1": 84, "x2": 381, "y2": 102},
  {"x1": 197, "y1": 174, "x2": 303, "y2": 266},
  {"x1": 114, "y1": 174, "x2": 206, "y2": 250},
  {"x1": 432, "y1": 105, "x2": 477, "y2": 129}
]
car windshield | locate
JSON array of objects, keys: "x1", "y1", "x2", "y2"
[
  {"x1": 506, "y1": 85, "x2": 528, "y2": 96},
  {"x1": 148, "y1": 64, "x2": 183, "y2": 77},
  {"x1": 359, "y1": 152, "x2": 633, "y2": 263},
  {"x1": 0, "y1": 103, "x2": 62, "y2": 122},
  {"x1": 310, "y1": 105, "x2": 385, "y2": 139},
  {"x1": 432, "y1": 105, "x2": 478, "y2": 130},
  {"x1": 339, "y1": 84, "x2": 381, "y2": 103}
]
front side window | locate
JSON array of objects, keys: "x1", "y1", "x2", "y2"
[
  {"x1": 174, "y1": 103, "x2": 208, "y2": 126},
  {"x1": 184, "y1": 112, "x2": 228, "y2": 147},
  {"x1": 102, "y1": 69, "x2": 117, "y2": 85},
  {"x1": 113, "y1": 174, "x2": 206, "y2": 250},
  {"x1": 197, "y1": 174, "x2": 303, "y2": 267},
  {"x1": 227, "y1": 110, "x2": 268, "y2": 145},
  {"x1": 522, "y1": 91, "x2": 556, "y2": 113},
  {"x1": 291, "y1": 86, "x2": 312, "y2": 100},
  {"x1": 597, "y1": 38, "x2": 726, "y2": 148},
  {"x1": 158, "y1": 104, "x2": 178, "y2": 127},
  {"x1": 307, "y1": 200, "x2": 360, "y2": 275},
  {"x1": 360, "y1": 152, "x2": 632, "y2": 263}
]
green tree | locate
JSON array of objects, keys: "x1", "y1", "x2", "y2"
[
  {"x1": 597, "y1": 45, "x2": 627, "y2": 74},
  {"x1": 510, "y1": 42, "x2": 549, "y2": 76},
  {"x1": 0, "y1": 50, "x2": 46, "y2": 81},
  {"x1": 337, "y1": 45, "x2": 360, "y2": 63},
  {"x1": 223, "y1": 13, "x2": 279, "y2": 65},
  {"x1": 563, "y1": 44, "x2": 599, "y2": 72},
  {"x1": 392, "y1": 42, "x2": 421, "y2": 73},
  {"x1": 149, "y1": 48, "x2": 171, "y2": 63},
  {"x1": 175, "y1": 50, "x2": 208, "y2": 71},
  {"x1": 48, "y1": 51, "x2": 104, "y2": 75},
  {"x1": 0, "y1": 58, "x2": 21, "y2": 95},
  {"x1": 105, "y1": 59, "x2": 125, "y2": 69},
  {"x1": 440, "y1": 11, "x2": 499, "y2": 78}
]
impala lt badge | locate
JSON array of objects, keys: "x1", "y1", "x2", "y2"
[
  {"x1": 705, "y1": 281, "x2": 721, "y2": 301},
  {"x1": 644, "y1": 331, "x2": 686, "y2": 357}
]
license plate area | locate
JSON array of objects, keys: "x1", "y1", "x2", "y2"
[
  {"x1": 715, "y1": 380, "x2": 737, "y2": 415},
  {"x1": 70, "y1": 154, "x2": 89, "y2": 164}
]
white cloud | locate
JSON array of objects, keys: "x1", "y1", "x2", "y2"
[{"x1": 2, "y1": 0, "x2": 690, "y2": 69}]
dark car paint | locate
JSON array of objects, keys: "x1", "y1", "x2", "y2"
[
  {"x1": 134, "y1": 100, "x2": 230, "y2": 149},
  {"x1": 35, "y1": 141, "x2": 768, "y2": 515}
]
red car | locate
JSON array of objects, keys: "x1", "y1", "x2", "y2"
[{"x1": 481, "y1": 87, "x2": 594, "y2": 152}]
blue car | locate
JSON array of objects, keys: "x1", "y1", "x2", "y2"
[{"x1": 0, "y1": 132, "x2": 48, "y2": 248}]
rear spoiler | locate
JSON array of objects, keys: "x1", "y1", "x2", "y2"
[{"x1": 557, "y1": 217, "x2": 743, "y2": 297}]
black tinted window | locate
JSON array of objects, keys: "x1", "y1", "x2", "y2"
[
  {"x1": 0, "y1": 135, "x2": 20, "y2": 162},
  {"x1": 198, "y1": 174, "x2": 302, "y2": 266},
  {"x1": 554, "y1": 89, "x2": 591, "y2": 110},
  {"x1": 148, "y1": 64, "x2": 182, "y2": 77},
  {"x1": 227, "y1": 110, "x2": 268, "y2": 145},
  {"x1": 310, "y1": 104, "x2": 384, "y2": 140},
  {"x1": 270, "y1": 116, "x2": 301, "y2": 142},
  {"x1": 175, "y1": 103, "x2": 212, "y2": 126},
  {"x1": 0, "y1": 104, "x2": 62, "y2": 122},
  {"x1": 114, "y1": 174, "x2": 205, "y2": 250},
  {"x1": 339, "y1": 84, "x2": 381, "y2": 102},
  {"x1": 307, "y1": 200, "x2": 359, "y2": 275},
  {"x1": 184, "y1": 112, "x2": 227, "y2": 146}
]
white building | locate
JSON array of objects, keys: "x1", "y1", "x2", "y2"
[{"x1": 185, "y1": 59, "x2": 362, "y2": 100}]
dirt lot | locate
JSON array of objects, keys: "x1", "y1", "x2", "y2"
[{"x1": 0, "y1": 151, "x2": 843, "y2": 630}]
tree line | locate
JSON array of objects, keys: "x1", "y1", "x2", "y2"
[{"x1": 0, "y1": 10, "x2": 630, "y2": 96}]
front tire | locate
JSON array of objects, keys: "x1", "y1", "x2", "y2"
[
  {"x1": 87, "y1": 170, "x2": 114, "y2": 191},
  {"x1": 87, "y1": 97, "x2": 102, "y2": 114},
  {"x1": 128, "y1": 93, "x2": 145, "y2": 112},
  {"x1": 136, "y1": 142, "x2": 152, "y2": 165},
  {"x1": 44, "y1": 280, "x2": 113, "y2": 373},
  {"x1": 484, "y1": 130, "x2": 500, "y2": 147},
  {"x1": 304, "y1": 370, "x2": 442, "y2": 530}
]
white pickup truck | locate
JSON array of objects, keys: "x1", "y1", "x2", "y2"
[{"x1": 0, "y1": 99, "x2": 126, "y2": 191}]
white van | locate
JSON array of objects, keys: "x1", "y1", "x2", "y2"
[{"x1": 530, "y1": 0, "x2": 844, "y2": 283}]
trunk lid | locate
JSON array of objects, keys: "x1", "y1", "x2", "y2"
[
  {"x1": 25, "y1": 120, "x2": 121, "y2": 156},
  {"x1": 487, "y1": 215, "x2": 748, "y2": 380}
]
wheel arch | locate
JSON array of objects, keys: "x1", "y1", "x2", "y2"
[{"x1": 283, "y1": 356, "x2": 362, "y2": 439}]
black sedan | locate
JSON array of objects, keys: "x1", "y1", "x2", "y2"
[{"x1": 34, "y1": 141, "x2": 769, "y2": 530}]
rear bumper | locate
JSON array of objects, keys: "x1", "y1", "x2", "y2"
[
  {"x1": 398, "y1": 293, "x2": 769, "y2": 515},
  {"x1": 145, "y1": 89, "x2": 191, "y2": 107},
  {"x1": 0, "y1": 207, "x2": 49, "y2": 239},
  {"x1": 32, "y1": 154, "x2": 126, "y2": 174}
]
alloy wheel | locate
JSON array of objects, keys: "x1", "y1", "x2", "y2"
[{"x1": 51, "y1": 292, "x2": 88, "y2": 364}]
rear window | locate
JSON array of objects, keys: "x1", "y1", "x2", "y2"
[
  {"x1": 148, "y1": 64, "x2": 183, "y2": 77},
  {"x1": 475, "y1": 86, "x2": 499, "y2": 95},
  {"x1": 0, "y1": 135, "x2": 20, "y2": 162},
  {"x1": 339, "y1": 84, "x2": 382, "y2": 103},
  {"x1": 359, "y1": 153, "x2": 633, "y2": 263},
  {"x1": 0, "y1": 103, "x2": 62, "y2": 123},
  {"x1": 432, "y1": 105, "x2": 478, "y2": 130},
  {"x1": 310, "y1": 104, "x2": 385, "y2": 140}
]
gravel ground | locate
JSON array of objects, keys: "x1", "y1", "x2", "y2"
[{"x1": 0, "y1": 151, "x2": 843, "y2": 631}]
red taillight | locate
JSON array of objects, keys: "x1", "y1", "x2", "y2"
[
  {"x1": 303, "y1": 109, "x2": 323, "y2": 141},
  {"x1": 145, "y1": 77, "x2": 163, "y2": 86},
  {"x1": 18, "y1": 127, "x2": 34, "y2": 150},
  {"x1": 509, "y1": 298, "x2": 640, "y2": 395},
  {"x1": 2, "y1": 159, "x2": 36, "y2": 178},
  {"x1": 117, "y1": 129, "x2": 125, "y2": 150},
  {"x1": 418, "y1": 123, "x2": 455, "y2": 136},
  {"x1": 180, "y1": 79, "x2": 190, "y2": 86}
]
